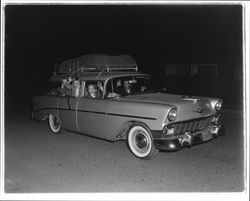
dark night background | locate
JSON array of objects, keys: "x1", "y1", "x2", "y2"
[{"x1": 4, "y1": 5, "x2": 243, "y2": 111}]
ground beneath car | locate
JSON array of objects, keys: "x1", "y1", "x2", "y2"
[{"x1": 4, "y1": 106, "x2": 244, "y2": 193}]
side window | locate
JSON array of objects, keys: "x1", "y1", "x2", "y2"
[
  {"x1": 47, "y1": 78, "x2": 85, "y2": 98},
  {"x1": 84, "y1": 81, "x2": 104, "y2": 99},
  {"x1": 47, "y1": 78, "x2": 73, "y2": 97},
  {"x1": 105, "y1": 76, "x2": 134, "y2": 98},
  {"x1": 135, "y1": 77, "x2": 151, "y2": 93},
  {"x1": 105, "y1": 78, "x2": 123, "y2": 98}
]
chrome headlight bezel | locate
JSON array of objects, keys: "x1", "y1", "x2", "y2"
[
  {"x1": 215, "y1": 99, "x2": 223, "y2": 111},
  {"x1": 167, "y1": 108, "x2": 177, "y2": 122}
]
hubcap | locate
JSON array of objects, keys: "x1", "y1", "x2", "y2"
[
  {"x1": 53, "y1": 117, "x2": 59, "y2": 128},
  {"x1": 50, "y1": 115, "x2": 60, "y2": 132},
  {"x1": 135, "y1": 133, "x2": 148, "y2": 149}
]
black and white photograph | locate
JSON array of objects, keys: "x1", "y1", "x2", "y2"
[{"x1": 1, "y1": 0, "x2": 249, "y2": 200}]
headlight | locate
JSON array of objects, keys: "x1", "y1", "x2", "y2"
[
  {"x1": 167, "y1": 108, "x2": 177, "y2": 122},
  {"x1": 215, "y1": 99, "x2": 223, "y2": 111}
]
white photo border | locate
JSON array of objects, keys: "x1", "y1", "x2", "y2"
[{"x1": 1, "y1": 1, "x2": 249, "y2": 201}]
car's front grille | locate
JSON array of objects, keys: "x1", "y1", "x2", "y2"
[{"x1": 168, "y1": 116, "x2": 214, "y2": 135}]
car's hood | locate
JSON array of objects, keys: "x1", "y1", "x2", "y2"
[{"x1": 120, "y1": 93, "x2": 217, "y2": 120}]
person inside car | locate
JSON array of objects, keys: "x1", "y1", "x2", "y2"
[
  {"x1": 114, "y1": 79, "x2": 123, "y2": 95},
  {"x1": 56, "y1": 78, "x2": 71, "y2": 96},
  {"x1": 86, "y1": 84, "x2": 103, "y2": 98},
  {"x1": 65, "y1": 76, "x2": 73, "y2": 90},
  {"x1": 123, "y1": 80, "x2": 132, "y2": 95},
  {"x1": 97, "y1": 82, "x2": 104, "y2": 95},
  {"x1": 72, "y1": 79, "x2": 81, "y2": 97},
  {"x1": 109, "y1": 79, "x2": 131, "y2": 97}
]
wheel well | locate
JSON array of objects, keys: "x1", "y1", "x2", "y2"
[
  {"x1": 115, "y1": 121, "x2": 150, "y2": 140},
  {"x1": 42, "y1": 113, "x2": 59, "y2": 122},
  {"x1": 42, "y1": 114, "x2": 49, "y2": 121}
]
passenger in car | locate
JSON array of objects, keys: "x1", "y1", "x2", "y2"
[
  {"x1": 56, "y1": 78, "x2": 71, "y2": 96},
  {"x1": 97, "y1": 82, "x2": 104, "y2": 95},
  {"x1": 72, "y1": 79, "x2": 81, "y2": 97},
  {"x1": 64, "y1": 76, "x2": 73, "y2": 90},
  {"x1": 121, "y1": 80, "x2": 132, "y2": 96},
  {"x1": 110, "y1": 79, "x2": 132, "y2": 97},
  {"x1": 114, "y1": 79, "x2": 123, "y2": 95},
  {"x1": 86, "y1": 84, "x2": 98, "y2": 98}
]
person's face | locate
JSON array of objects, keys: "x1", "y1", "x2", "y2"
[{"x1": 88, "y1": 85, "x2": 97, "y2": 94}]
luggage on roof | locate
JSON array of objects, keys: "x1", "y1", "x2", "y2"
[{"x1": 54, "y1": 54, "x2": 138, "y2": 74}]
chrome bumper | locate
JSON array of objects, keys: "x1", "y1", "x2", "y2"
[{"x1": 154, "y1": 124, "x2": 224, "y2": 151}]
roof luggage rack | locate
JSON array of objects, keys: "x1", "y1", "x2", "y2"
[
  {"x1": 53, "y1": 54, "x2": 138, "y2": 75},
  {"x1": 53, "y1": 64, "x2": 138, "y2": 75}
]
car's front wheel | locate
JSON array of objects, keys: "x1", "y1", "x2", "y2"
[
  {"x1": 48, "y1": 114, "x2": 62, "y2": 134},
  {"x1": 127, "y1": 124, "x2": 158, "y2": 159}
]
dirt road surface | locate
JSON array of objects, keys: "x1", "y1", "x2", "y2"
[{"x1": 4, "y1": 107, "x2": 244, "y2": 193}]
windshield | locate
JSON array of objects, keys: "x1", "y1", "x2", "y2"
[{"x1": 105, "y1": 76, "x2": 154, "y2": 97}]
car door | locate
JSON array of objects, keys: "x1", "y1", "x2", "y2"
[
  {"x1": 75, "y1": 80, "x2": 111, "y2": 139},
  {"x1": 76, "y1": 96, "x2": 111, "y2": 139},
  {"x1": 58, "y1": 96, "x2": 78, "y2": 131}
]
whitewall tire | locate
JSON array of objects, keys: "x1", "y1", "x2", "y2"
[
  {"x1": 48, "y1": 114, "x2": 62, "y2": 134},
  {"x1": 127, "y1": 124, "x2": 158, "y2": 159}
]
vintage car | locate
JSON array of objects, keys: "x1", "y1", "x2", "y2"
[{"x1": 32, "y1": 54, "x2": 224, "y2": 159}]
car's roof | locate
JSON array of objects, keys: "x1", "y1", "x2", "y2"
[{"x1": 49, "y1": 72, "x2": 150, "y2": 82}]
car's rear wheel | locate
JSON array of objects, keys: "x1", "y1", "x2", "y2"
[
  {"x1": 127, "y1": 124, "x2": 158, "y2": 160},
  {"x1": 48, "y1": 114, "x2": 62, "y2": 134}
]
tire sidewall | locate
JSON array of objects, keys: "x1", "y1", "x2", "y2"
[
  {"x1": 127, "y1": 123, "x2": 157, "y2": 159},
  {"x1": 48, "y1": 114, "x2": 62, "y2": 134}
]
